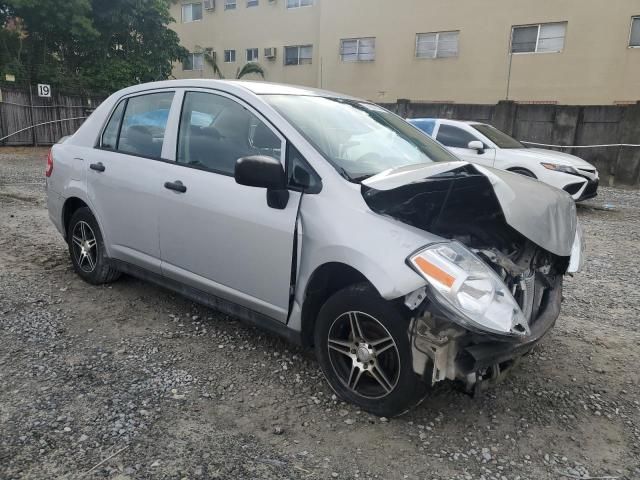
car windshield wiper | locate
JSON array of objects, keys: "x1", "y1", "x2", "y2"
[{"x1": 350, "y1": 174, "x2": 373, "y2": 183}]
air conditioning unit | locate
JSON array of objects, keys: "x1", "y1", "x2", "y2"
[
  {"x1": 264, "y1": 47, "x2": 277, "y2": 59},
  {"x1": 204, "y1": 0, "x2": 215, "y2": 10}
]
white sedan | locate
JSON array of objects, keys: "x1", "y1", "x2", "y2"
[{"x1": 408, "y1": 118, "x2": 599, "y2": 201}]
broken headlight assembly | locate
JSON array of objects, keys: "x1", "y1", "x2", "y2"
[{"x1": 407, "y1": 242, "x2": 529, "y2": 337}]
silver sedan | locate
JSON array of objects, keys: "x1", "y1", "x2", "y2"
[{"x1": 46, "y1": 80, "x2": 584, "y2": 416}]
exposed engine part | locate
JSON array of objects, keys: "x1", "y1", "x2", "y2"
[
  {"x1": 474, "y1": 248, "x2": 527, "y2": 275},
  {"x1": 409, "y1": 313, "x2": 465, "y2": 384}
]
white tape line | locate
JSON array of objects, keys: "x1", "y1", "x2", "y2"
[
  {"x1": 0, "y1": 117, "x2": 88, "y2": 142},
  {"x1": 521, "y1": 141, "x2": 640, "y2": 149}
]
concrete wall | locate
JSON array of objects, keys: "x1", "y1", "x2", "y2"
[
  {"x1": 170, "y1": 0, "x2": 640, "y2": 105},
  {"x1": 386, "y1": 100, "x2": 640, "y2": 186}
]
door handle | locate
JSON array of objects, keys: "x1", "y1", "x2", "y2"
[
  {"x1": 164, "y1": 180, "x2": 187, "y2": 193},
  {"x1": 89, "y1": 162, "x2": 105, "y2": 172}
]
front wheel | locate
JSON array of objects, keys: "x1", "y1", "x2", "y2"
[{"x1": 314, "y1": 283, "x2": 427, "y2": 417}]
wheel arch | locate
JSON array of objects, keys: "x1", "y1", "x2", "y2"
[
  {"x1": 299, "y1": 262, "x2": 377, "y2": 348},
  {"x1": 62, "y1": 197, "x2": 90, "y2": 239}
]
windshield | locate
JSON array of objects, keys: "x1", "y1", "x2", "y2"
[
  {"x1": 263, "y1": 95, "x2": 458, "y2": 181},
  {"x1": 472, "y1": 124, "x2": 524, "y2": 149}
]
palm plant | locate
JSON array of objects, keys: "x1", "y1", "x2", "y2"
[
  {"x1": 196, "y1": 45, "x2": 265, "y2": 80},
  {"x1": 234, "y1": 61, "x2": 265, "y2": 80}
]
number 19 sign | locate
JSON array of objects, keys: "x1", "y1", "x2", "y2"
[{"x1": 37, "y1": 84, "x2": 52, "y2": 98}]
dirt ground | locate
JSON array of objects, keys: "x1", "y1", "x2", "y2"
[{"x1": 0, "y1": 147, "x2": 639, "y2": 480}]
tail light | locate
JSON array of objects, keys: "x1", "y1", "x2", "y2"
[{"x1": 45, "y1": 149, "x2": 53, "y2": 177}]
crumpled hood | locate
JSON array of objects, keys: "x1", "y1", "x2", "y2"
[
  {"x1": 508, "y1": 148, "x2": 596, "y2": 170},
  {"x1": 363, "y1": 161, "x2": 577, "y2": 257}
]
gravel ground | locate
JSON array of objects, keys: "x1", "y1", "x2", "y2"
[{"x1": 0, "y1": 147, "x2": 639, "y2": 480}]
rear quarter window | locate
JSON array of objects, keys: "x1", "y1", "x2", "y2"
[{"x1": 409, "y1": 119, "x2": 436, "y2": 137}]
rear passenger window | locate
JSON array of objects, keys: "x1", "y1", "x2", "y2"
[
  {"x1": 177, "y1": 92, "x2": 282, "y2": 175},
  {"x1": 117, "y1": 92, "x2": 174, "y2": 158},
  {"x1": 436, "y1": 124, "x2": 478, "y2": 149},
  {"x1": 101, "y1": 101, "x2": 126, "y2": 150}
]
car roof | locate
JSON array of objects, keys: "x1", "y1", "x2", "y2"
[
  {"x1": 409, "y1": 118, "x2": 485, "y2": 126},
  {"x1": 114, "y1": 79, "x2": 358, "y2": 100}
]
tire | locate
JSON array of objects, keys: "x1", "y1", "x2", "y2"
[
  {"x1": 67, "y1": 207, "x2": 121, "y2": 285},
  {"x1": 314, "y1": 283, "x2": 427, "y2": 417},
  {"x1": 509, "y1": 167, "x2": 537, "y2": 179}
]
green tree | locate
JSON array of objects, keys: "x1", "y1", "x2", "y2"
[{"x1": 0, "y1": 0, "x2": 187, "y2": 92}]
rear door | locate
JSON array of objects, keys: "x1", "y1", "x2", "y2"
[
  {"x1": 435, "y1": 123, "x2": 496, "y2": 167},
  {"x1": 157, "y1": 89, "x2": 301, "y2": 322},
  {"x1": 88, "y1": 90, "x2": 176, "y2": 274}
]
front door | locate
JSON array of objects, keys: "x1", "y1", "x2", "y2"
[
  {"x1": 435, "y1": 123, "x2": 496, "y2": 167},
  {"x1": 157, "y1": 90, "x2": 300, "y2": 322},
  {"x1": 88, "y1": 90, "x2": 176, "y2": 274}
]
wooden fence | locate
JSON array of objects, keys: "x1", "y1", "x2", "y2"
[{"x1": 0, "y1": 84, "x2": 106, "y2": 146}]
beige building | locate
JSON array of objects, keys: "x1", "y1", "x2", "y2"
[{"x1": 170, "y1": 0, "x2": 640, "y2": 105}]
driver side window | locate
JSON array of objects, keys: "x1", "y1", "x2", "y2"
[
  {"x1": 177, "y1": 91, "x2": 282, "y2": 175},
  {"x1": 436, "y1": 124, "x2": 479, "y2": 149}
]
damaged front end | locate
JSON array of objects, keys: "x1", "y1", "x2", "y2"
[{"x1": 362, "y1": 162, "x2": 584, "y2": 393}]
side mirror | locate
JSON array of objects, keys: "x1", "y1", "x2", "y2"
[
  {"x1": 235, "y1": 155, "x2": 289, "y2": 209},
  {"x1": 468, "y1": 140, "x2": 485, "y2": 154}
]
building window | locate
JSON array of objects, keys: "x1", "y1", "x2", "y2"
[
  {"x1": 246, "y1": 48, "x2": 259, "y2": 62},
  {"x1": 631, "y1": 17, "x2": 640, "y2": 47},
  {"x1": 284, "y1": 45, "x2": 313, "y2": 65},
  {"x1": 182, "y1": 2, "x2": 203, "y2": 22},
  {"x1": 340, "y1": 37, "x2": 375, "y2": 62},
  {"x1": 224, "y1": 50, "x2": 236, "y2": 63},
  {"x1": 247, "y1": 0, "x2": 258, "y2": 6},
  {"x1": 511, "y1": 22, "x2": 567, "y2": 53},
  {"x1": 224, "y1": 0, "x2": 236, "y2": 10},
  {"x1": 183, "y1": 53, "x2": 204, "y2": 71},
  {"x1": 286, "y1": 0, "x2": 312, "y2": 7},
  {"x1": 416, "y1": 31, "x2": 459, "y2": 59}
]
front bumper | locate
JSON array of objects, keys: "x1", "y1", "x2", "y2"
[
  {"x1": 409, "y1": 276, "x2": 562, "y2": 390},
  {"x1": 562, "y1": 169, "x2": 599, "y2": 202},
  {"x1": 576, "y1": 178, "x2": 599, "y2": 201}
]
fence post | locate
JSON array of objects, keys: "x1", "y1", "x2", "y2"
[
  {"x1": 492, "y1": 100, "x2": 517, "y2": 135},
  {"x1": 28, "y1": 84, "x2": 38, "y2": 147},
  {"x1": 613, "y1": 101, "x2": 640, "y2": 186},
  {"x1": 396, "y1": 99, "x2": 411, "y2": 118}
]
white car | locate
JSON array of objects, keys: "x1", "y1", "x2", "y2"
[{"x1": 408, "y1": 118, "x2": 599, "y2": 201}]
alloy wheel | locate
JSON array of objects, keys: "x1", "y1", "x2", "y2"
[
  {"x1": 327, "y1": 311, "x2": 401, "y2": 399},
  {"x1": 71, "y1": 221, "x2": 97, "y2": 273}
]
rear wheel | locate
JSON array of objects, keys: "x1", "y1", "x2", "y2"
[
  {"x1": 314, "y1": 283, "x2": 427, "y2": 417},
  {"x1": 67, "y1": 207, "x2": 120, "y2": 285}
]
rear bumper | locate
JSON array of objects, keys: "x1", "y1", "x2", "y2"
[{"x1": 46, "y1": 187, "x2": 65, "y2": 238}]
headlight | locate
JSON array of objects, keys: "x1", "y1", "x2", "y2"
[
  {"x1": 407, "y1": 242, "x2": 529, "y2": 337},
  {"x1": 541, "y1": 162, "x2": 578, "y2": 174}
]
